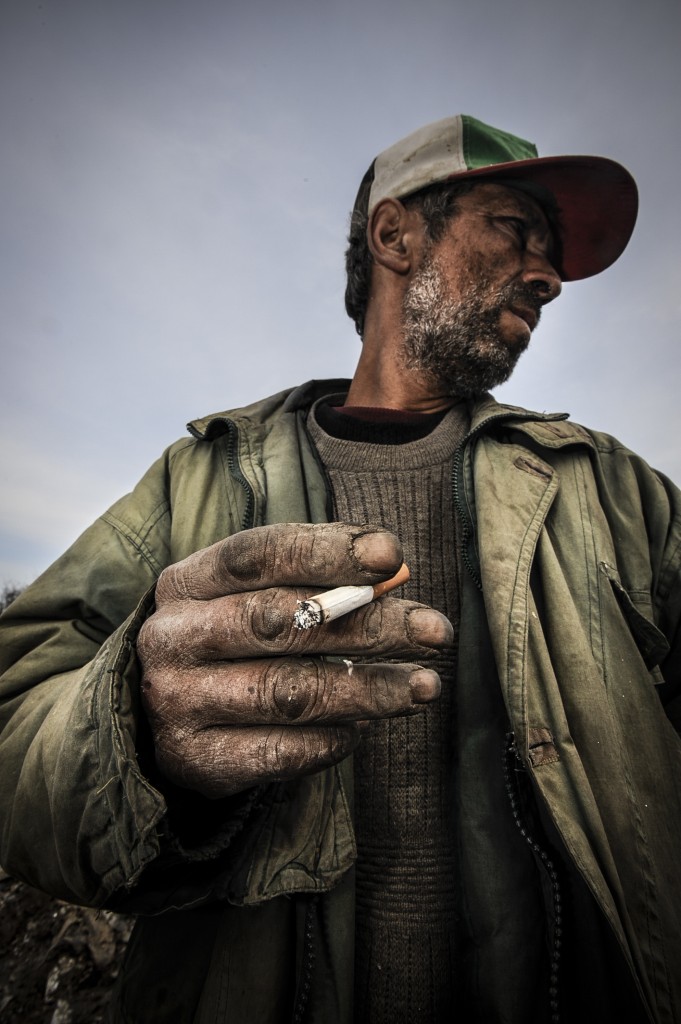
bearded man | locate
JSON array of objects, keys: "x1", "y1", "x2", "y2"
[{"x1": 1, "y1": 116, "x2": 680, "y2": 1024}]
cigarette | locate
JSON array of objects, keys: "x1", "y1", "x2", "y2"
[{"x1": 293, "y1": 563, "x2": 410, "y2": 630}]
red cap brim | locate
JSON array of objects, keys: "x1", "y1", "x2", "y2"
[{"x1": 450, "y1": 155, "x2": 638, "y2": 280}]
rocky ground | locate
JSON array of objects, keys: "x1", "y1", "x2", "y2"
[{"x1": 0, "y1": 868, "x2": 132, "y2": 1024}]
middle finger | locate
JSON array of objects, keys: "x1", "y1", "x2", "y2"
[{"x1": 158, "y1": 588, "x2": 453, "y2": 663}]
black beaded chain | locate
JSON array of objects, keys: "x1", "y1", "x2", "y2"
[{"x1": 503, "y1": 733, "x2": 563, "y2": 1024}]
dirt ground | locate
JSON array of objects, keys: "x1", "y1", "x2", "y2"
[{"x1": 0, "y1": 868, "x2": 133, "y2": 1024}]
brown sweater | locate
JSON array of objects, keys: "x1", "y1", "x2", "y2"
[{"x1": 308, "y1": 401, "x2": 469, "y2": 1022}]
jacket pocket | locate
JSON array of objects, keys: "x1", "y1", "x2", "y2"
[{"x1": 599, "y1": 561, "x2": 670, "y2": 676}]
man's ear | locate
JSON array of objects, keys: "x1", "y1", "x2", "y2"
[{"x1": 367, "y1": 198, "x2": 421, "y2": 275}]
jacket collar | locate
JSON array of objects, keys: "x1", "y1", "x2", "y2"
[
  {"x1": 467, "y1": 392, "x2": 595, "y2": 451},
  {"x1": 187, "y1": 380, "x2": 352, "y2": 439},
  {"x1": 188, "y1": 380, "x2": 595, "y2": 453}
]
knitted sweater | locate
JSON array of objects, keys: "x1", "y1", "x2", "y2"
[{"x1": 309, "y1": 401, "x2": 468, "y2": 1022}]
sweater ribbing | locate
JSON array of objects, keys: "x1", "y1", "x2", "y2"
[{"x1": 308, "y1": 402, "x2": 469, "y2": 1022}]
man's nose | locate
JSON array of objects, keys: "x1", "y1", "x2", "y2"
[{"x1": 523, "y1": 254, "x2": 562, "y2": 304}]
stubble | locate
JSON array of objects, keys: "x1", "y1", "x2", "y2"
[{"x1": 401, "y1": 252, "x2": 541, "y2": 398}]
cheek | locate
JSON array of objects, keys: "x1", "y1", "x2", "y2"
[{"x1": 441, "y1": 246, "x2": 515, "y2": 295}]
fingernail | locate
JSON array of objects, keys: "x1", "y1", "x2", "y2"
[
  {"x1": 409, "y1": 669, "x2": 441, "y2": 703},
  {"x1": 352, "y1": 530, "x2": 401, "y2": 573},
  {"x1": 407, "y1": 608, "x2": 454, "y2": 647}
]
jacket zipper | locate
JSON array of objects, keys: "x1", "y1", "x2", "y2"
[
  {"x1": 187, "y1": 415, "x2": 256, "y2": 530},
  {"x1": 224, "y1": 419, "x2": 256, "y2": 530},
  {"x1": 452, "y1": 408, "x2": 572, "y2": 590},
  {"x1": 452, "y1": 411, "x2": 520, "y2": 590}
]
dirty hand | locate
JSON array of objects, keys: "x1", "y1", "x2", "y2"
[{"x1": 137, "y1": 523, "x2": 453, "y2": 798}]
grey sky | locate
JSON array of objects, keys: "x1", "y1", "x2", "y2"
[{"x1": 1, "y1": 0, "x2": 679, "y2": 586}]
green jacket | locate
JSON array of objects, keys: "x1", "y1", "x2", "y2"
[{"x1": 1, "y1": 380, "x2": 681, "y2": 1023}]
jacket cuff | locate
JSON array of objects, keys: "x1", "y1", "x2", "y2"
[{"x1": 101, "y1": 587, "x2": 265, "y2": 909}]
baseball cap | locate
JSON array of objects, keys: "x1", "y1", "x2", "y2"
[{"x1": 361, "y1": 114, "x2": 638, "y2": 281}]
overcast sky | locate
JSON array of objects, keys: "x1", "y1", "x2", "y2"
[{"x1": 1, "y1": 0, "x2": 679, "y2": 587}]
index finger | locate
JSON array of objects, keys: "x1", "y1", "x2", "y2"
[{"x1": 156, "y1": 523, "x2": 403, "y2": 602}]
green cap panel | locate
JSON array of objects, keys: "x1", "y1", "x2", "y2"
[{"x1": 462, "y1": 114, "x2": 538, "y2": 170}]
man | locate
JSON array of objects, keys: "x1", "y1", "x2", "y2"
[{"x1": 1, "y1": 115, "x2": 679, "y2": 1023}]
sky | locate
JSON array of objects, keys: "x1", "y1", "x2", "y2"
[{"x1": 1, "y1": 0, "x2": 679, "y2": 587}]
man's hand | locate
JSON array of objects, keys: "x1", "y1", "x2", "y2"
[{"x1": 137, "y1": 523, "x2": 453, "y2": 798}]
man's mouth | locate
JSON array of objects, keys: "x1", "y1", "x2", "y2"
[{"x1": 509, "y1": 305, "x2": 539, "y2": 332}]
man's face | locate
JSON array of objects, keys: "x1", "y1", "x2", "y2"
[{"x1": 401, "y1": 183, "x2": 562, "y2": 398}]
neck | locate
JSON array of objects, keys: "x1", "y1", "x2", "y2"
[
  {"x1": 348, "y1": 266, "x2": 462, "y2": 412},
  {"x1": 346, "y1": 329, "x2": 458, "y2": 413}
]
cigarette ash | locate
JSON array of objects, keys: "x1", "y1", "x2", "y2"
[{"x1": 293, "y1": 601, "x2": 323, "y2": 630}]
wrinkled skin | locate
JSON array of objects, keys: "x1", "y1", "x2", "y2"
[{"x1": 138, "y1": 523, "x2": 453, "y2": 798}]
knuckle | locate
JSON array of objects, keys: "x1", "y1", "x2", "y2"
[
  {"x1": 334, "y1": 600, "x2": 387, "y2": 648},
  {"x1": 140, "y1": 671, "x2": 180, "y2": 727},
  {"x1": 267, "y1": 659, "x2": 324, "y2": 722},
  {"x1": 216, "y1": 524, "x2": 326, "y2": 586},
  {"x1": 154, "y1": 562, "x2": 185, "y2": 602},
  {"x1": 153, "y1": 722, "x2": 192, "y2": 778},
  {"x1": 154, "y1": 721, "x2": 229, "y2": 796},
  {"x1": 244, "y1": 591, "x2": 296, "y2": 647},
  {"x1": 266, "y1": 524, "x2": 343, "y2": 581},
  {"x1": 318, "y1": 726, "x2": 357, "y2": 764},
  {"x1": 223, "y1": 523, "x2": 353, "y2": 587},
  {"x1": 362, "y1": 668, "x2": 395, "y2": 712},
  {"x1": 136, "y1": 620, "x2": 152, "y2": 662},
  {"x1": 286, "y1": 525, "x2": 340, "y2": 578},
  {"x1": 137, "y1": 616, "x2": 162, "y2": 666},
  {"x1": 157, "y1": 730, "x2": 239, "y2": 799},
  {"x1": 353, "y1": 663, "x2": 416, "y2": 716},
  {"x1": 255, "y1": 728, "x2": 294, "y2": 778},
  {"x1": 362, "y1": 601, "x2": 386, "y2": 644},
  {"x1": 217, "y1": 530, "x2": 267, "y2": 584},
  {"x1": 137, "y1": 608, "x2": 186, "y2": 667},
  {"x1": 254, "y1": 726, "x2": 353, "y2": 780}
]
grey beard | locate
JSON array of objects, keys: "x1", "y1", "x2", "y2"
[{"x1": 401, "y1": 255, "x2": 538, "y2": 398}]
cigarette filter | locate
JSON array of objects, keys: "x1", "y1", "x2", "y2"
[{"x1": 293, "y1": 563, "x2": 410, "y2": 630}]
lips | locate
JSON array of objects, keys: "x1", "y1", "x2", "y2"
[{"x1": 510, "y1": 305, "x2": 539, "y2": 332}]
